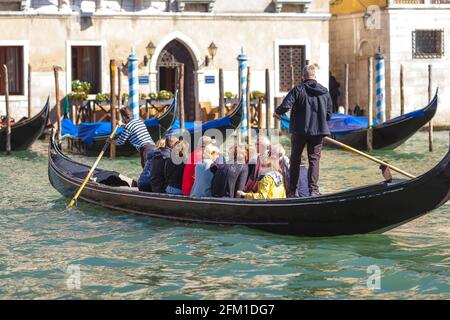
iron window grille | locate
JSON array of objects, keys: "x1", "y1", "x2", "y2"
[{"x1": 412, "y1": 29, "x2": 444, "y2": 59}]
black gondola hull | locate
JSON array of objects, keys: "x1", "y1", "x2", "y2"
[
  {"x1": 0, "y1": 98, "x2": 50, "y2": 151},
  {"x1": 327, "y1": 92, "x2": 438, "y2": 150},
  {"x1": 48, "y1": 133, "x2": 450, "y2": 237}
]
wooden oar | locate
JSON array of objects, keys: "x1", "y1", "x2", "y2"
[
  {"x1": 273, "y1": 115, "x2": 416, "y2": 179},
  {"x1": 67, "y1": 122, "x2": 122, "y2": 207}
]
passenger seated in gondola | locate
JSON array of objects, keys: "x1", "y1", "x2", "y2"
[
  {"x1": 270, "y1": 143, "x2": 290, "y2": 192},
  {"x1": 190, "y1": 144, "x2": 220, "y2": 198},
  {"x1": 211, "y1": 144, "x2": 249, "y2": 198},
  {"x1": 150, "y1": 136, "x2": 178, "y2": 193},
  {"x1": 182, "y1": 136, "x2": 215, "y2": 196},
  {"x1": 245, "y1": 135, "x2": 271, "y2": 193},
  {"x1": 164, "y1": 140, "x2": 188, "y2": 195},
  {"x1": 137, "y1": 139, "x2": 165, "y2": 192},
  {"x1": 237, "y1": 155, "x2": 286, "y2": 199}
]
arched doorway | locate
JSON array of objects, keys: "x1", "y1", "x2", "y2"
[{"x1": 157, "y1": 40, "x2": 197, "y2": 122}]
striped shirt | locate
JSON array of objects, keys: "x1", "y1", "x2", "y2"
[{"x1": 115, "y1": 119, "x2": 155, "y2": 150}]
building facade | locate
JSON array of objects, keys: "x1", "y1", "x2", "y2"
[
  {"x1": 330, "y1": 0, "x2": 450, "y2": 127},
  {"x1": 0, "y1": 0, "x2": 330, "y2": 124}
]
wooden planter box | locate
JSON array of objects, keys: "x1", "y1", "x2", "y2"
[
  {"x1": 68, "y1": 99, "x2": 89, "y2": 107},
  {"x1": 148, "y1": 98, "x2": 174, "y2": 105}
]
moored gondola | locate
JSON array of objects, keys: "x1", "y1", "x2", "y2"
[
  {"x1": 48, "y1": 132, "x2": 450, "y2": 237},
  {"x1": 281, "y1": 90, "x2": 439, "y2": 151},
  {"x1": 327, "y1": 90, "x2": 439, "y2": 150},
  {"x1": 64, "y1": 97, "x2": 177, "y2": 156},
  {"x1": 0, "y1": 97, "x2": 50, "y2": 151}
]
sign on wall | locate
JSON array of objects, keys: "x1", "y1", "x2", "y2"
[
  {"x1": 205, "y1": 75, "x2": 215, "y2": 84},
  {"x1": 139, "y1": 76, "x2": 149, "y2": 84}
]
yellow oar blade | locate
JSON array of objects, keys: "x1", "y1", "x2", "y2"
[{"x1": 67, "y1": 124, "x2": 121, "y2": 207}]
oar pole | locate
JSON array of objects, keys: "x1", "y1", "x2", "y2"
[
  {"x1": 323, "y1": 136, "x2": 416, "y2": 179},
  {"x1": 67, "y1": 123, "x2": 121, "y2": 207},
  {"x1": 272, "y1": 114, "x2": 416, "y2": 179}
]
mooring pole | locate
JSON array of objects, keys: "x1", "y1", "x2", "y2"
[
  {"x1": 246, "y1": 66, "x2": 252, "y2": 143},
  {"x1": 265, "y1": 69, "x2": 271, "y2": 136},
  {"x1": 428, "y1": 64, "x2": 433, "y2": 152},
  {"x1": 367, "y1": 57, "x2": 374, "y2": 152},
  {"x1": 3, "y1": 65, "x2": 11, "y2": 154},
  {"x1": 179, "y1": 63, "x2": 185, "y2": 129},
  {"x1": 257, "y1": 97, "x2": 263, "y2": 130},
  {"x1": 28, "y1": 64, "x2": 32, "y2": 118},
  {"x1": 110, "y1": 59, "x2": 117, "y2": 159},
  {"x1": 400, "y1": 64, "x2": 405, "y2": 115},
  {"x1": 117, "y1": 64, "x2": 122, "y2": 121},
  {"x1": 237, "y1": 50, "x2": 248, "y2": 140},
  {"x1": 219, "y1": 68, "x2": 225, "y2": 118},
  {"x1": 344, "y1": 63, "x2": 349, "y2": 114},
  {"x1": 53, "y1": 65, "x2": 62, "y2": 141},
  {"x1": 375, "y1": 51, "x2": 386, "y2": 123},
  {"x1": 127, "y1": 50, "x2": 140, "y2": 120},
  {"x1": 238, "y1": 67, "x2": 242, "y2": 100}
]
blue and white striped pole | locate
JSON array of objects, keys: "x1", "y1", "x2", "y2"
[
  {"x1": 237, "y1": 50, "x2": 248, "y2": 135},
  {"x1": 375, "y1": 52, "x2": 386, "y2": 123},
  {"x1": 128, "y1": 50, "x2": 140, "y2": 120}
]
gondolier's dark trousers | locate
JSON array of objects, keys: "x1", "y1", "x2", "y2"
[
  {"x1": 139, "y1": 143, "x2": 155, "y2": 168},
  {"x1": 290, "y1": 134, "x2": 324, "y2": 195}
]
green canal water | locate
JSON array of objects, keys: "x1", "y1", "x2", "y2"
[{"x1": 0, "y1": 131, "x2": 449, "y2": 299}]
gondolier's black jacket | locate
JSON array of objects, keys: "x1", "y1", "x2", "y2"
[{"x1": 275, "y1": 79, "x2": 333, "y2": 136}]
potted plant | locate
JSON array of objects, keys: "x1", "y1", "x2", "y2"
[
  {"x1": 68, "y1": 80, "x2": 92, "y2": 106},
  {"x1": 157, "y1": 90, "x2": 174, "y2": 105},
  {"x1": 95, "y1": 93, "x2": 110, "y2": 106},
  {"x1": 224, "y1": 91, "x2": 238, "y2": 105},
  {"x1": 139, "y1": 93, "x2": 148, "y2": 106},
  {"x1": 148, "y1": 92, "x2": 158, "y2": 101},
  {"x1": 250, "y1": 90, "x2": 266, "y2": 104}
]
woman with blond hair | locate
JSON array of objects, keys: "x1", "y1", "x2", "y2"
[
  {"x1": 237, "y1": 155, "x2": 286, "y2": 199},
  {"x1": 190, "y1": 144, "x2": 220, "y2": 198},
  {"x1": 270, "y1": 143, "x2": 290, "y2": 192}
]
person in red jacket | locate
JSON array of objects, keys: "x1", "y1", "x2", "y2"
[{"x1": 182, "y1": 136, "x2": 215, "y2": 196}]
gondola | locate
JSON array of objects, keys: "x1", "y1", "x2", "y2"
[
  {"x1": 327, "y1": 90, "x2": 439, "y2": 150},
  {"x1": 281, "y1": 90, "x2": 439, "y2": 151},
  {"x1": 48, "y1": 133, "x2": 450, "y2": 237},
  {"x1": 0, "y1": 97, "x2": 50, "y2": 151},
  {"x1": 64, "y1": 97, "x2": 177, "y2": 156}
]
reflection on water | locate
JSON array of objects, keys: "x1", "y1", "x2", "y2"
[{"x1": 0, "y1": 132, "x2": 449, "y2": 299}]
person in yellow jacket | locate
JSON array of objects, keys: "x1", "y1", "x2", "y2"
[{"x1": 237, "y1": 155, "x2": 286, "y2": 199}]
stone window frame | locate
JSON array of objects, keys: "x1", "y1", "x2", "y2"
[
  {"x1": 412, "y1": 29, "x2": 444, "y2": 59},
  {"x1": 273, "y1": 0, "x2": 311, "y2": 13},
  {"x1": 274, "y1": 39, "x2": 311, "y2": 96},
  {"x1": 0, "y1": 40, "x2": 29, "y2": 101},
  {"x1": 65, "y1": 40, "x2": 107, "y2": 95},
  {"x1": 176, "y1": 0, "x2": 215, "y2": 12}
]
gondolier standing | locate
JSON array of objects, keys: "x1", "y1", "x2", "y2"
[
  {"x1": 275, "y1": 64, "x2": 333, "y2": 197},
  {"x1": 108, "y1": 108, "x2": 155, "y2": 168}
]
